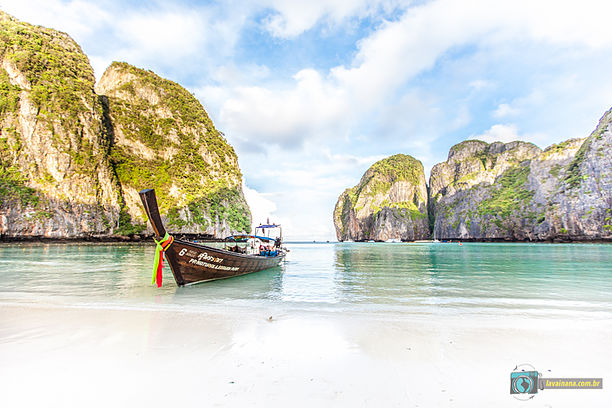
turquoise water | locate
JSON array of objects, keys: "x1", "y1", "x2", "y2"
[{"x1": 0, "y1": 242, "x2": 611, "y2": 319}]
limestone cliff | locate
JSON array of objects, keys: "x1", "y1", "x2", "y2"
[
  {"x1": 0, "y1": 11, "x2": 121, "y2": 238},
  {"x1": 531, "y1": 108, "x2": 612, "y2": 240},
  {"x1": 0, "y1": 12, "x2": 251, "y2": 239},
  {"x1": 334, "y1": 154, "x2": 429, "y2": 241},
  {"x1": 336, "y1": 108, "x2": 611, "y2": 242},
  {"x1": 431, "y1": 108, "x2": 612, "y2": 241},
  {"x1": 96, "y1": 62, "x2": 250, "y2": 237},
  {"x1": 430, "y1": 140, "x2": 543, "y2": 239}
]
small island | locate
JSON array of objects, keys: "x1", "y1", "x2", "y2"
[{"x1": 334, "y1": 154, "x2": 430, "y2": 241}]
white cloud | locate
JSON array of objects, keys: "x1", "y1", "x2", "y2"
[
  {"x1": 116, "y1": 12, "x2": 206, "y2": 60},
  {"x1": 242, "y1": 180, "x2": 278, "y2": 230},
  {"x1": 471, "y1": 123, "x2": 548, "y2": 147},
  {"x1": 472, "y1": 124, "x2": 521, "y2": 144},
  {"x1": 332, "y1": 0, "x2": 612, "y2": 106},
  {"x1": 106, "y1": 5, "x2": 247, "y2": 79},
  {"x1": 219, "y1": 68, "x2": 349, "y2": 148},
  {"x1": 209, "y1": 63, "x2": 271, "y2": 86},
  {"x1": 2, "y1": 0, "x2": 246, "y2": 82},
  {"x1": 450, "y1": 105, "x2": 471, "y2": 130},
  {"x1": 0, "y1": 0, "x2": 110, "y2": 38},
  {"x1": 329, "y1": 1, "x2": 511, "y2": 107},
  {"x1": 87, "y1": 55, "x2": 112, "y2": 82},
  {"x1": 260, "y1": 0, "x2": 400, "y2": 38},
  {"x1": 469, "y1": 79, "x2": 495, "y2": 91},
  {"x1": 493, "y1": 103, "x2": 520, "y2": 118},
  {"x1": 321, "y1": 149, "x2": 386, "y2": 169},
  {"x1": 518, "y1": 0, "x2": 612, "y2": 48},
  {"x1": 213, "y1": 0, "x2": 612, "y2": 152}
]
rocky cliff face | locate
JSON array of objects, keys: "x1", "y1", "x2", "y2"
[
  {"x1": 335, "y1": 108, "x2": 611, "y2": 242},
  {"x1": 531, "y1": 108, "x2": 612, "y2": 240},
  {"x1": 431, "y1": 108, "x2": 612, "y2": 241},
  {"x1": 0, "y1": 12, "x2": 251, "y2": 239},
  {"x1": 0, "y1": 11, "x2": 121, "y2": 238},
  {"x1": 97, "y1": 62, "x2": 250, "y2": 237},
  {"x1": 334, "y1": 154, "x2": 429, "y2": 241},
  {"x1": 430, "y1": 140, "x2": 543, "y2": 239}
]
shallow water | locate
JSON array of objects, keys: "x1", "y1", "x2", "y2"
[{"x1": 1, "y1": 242, "x2": 611, "y2": 319}]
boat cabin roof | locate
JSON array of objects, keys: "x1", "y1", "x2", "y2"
[
  {"x1": 256, "y1": 224, "x2": 281, "y2": 229},
  {"x1": 226, "y1": 234, "x2": 276, "y2": 242}
]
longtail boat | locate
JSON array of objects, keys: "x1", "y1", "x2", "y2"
[{"x1": 139, "y1": 188, "x2": 286, "y2": 286}]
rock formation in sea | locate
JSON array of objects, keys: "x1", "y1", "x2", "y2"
[
  {"x1": 431, "y1": 108, "x2": 612, "y2": 241},
  {"x1": 334, "y1": 107, "x2": 612, "y2": 242},
  {"x1": 0, "y1": 12, "x2": 250, "y2": 239},
  {"x1": 333, "y1": 154, "x2": 429, "y2": 241},
  {"x1": 429, "y1": 140, "x2": 543, "y2": 240}
]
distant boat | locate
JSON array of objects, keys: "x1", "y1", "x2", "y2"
[
  {"x1": 385, "y1": 238, "x2": 401, "y2": 243},
  {"x1": 139, "y1": 189, "x2": 286, "y2": 286}
]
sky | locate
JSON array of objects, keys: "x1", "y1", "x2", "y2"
[{"x1": 3, "y1": 0, "x2": 612, "y2": 241}]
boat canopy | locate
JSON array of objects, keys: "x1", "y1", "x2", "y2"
[
  {"x1": 254, "y1": 221, "x2": 282, "y2": 243},
  {"x1": 257, "y1": 224, "x2": 280, "y2": 229},
  {"x1": 226, "y1": 234, "x2": 276, "y2": 242}
]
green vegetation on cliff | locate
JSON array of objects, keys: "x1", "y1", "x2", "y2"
[
  {"x1": 387, "y1": 201, "x2": 427, "y2": 220},
  {"x1": 100, "y1": 62, "x2": 250, "y2": 233},
  {"x1": 0, "y1": 11, "x2": 95, "y2": 125},
  {"x1": 114, "y1": 209, "x2": 145, "y2": 236},
  {"x1": 0, "y1": 165, "x2": 39, "y2": 207},
  {"x1": 477, "y1": 165, "x2": 534, "y2": 221},
  {"x1": 0, "y1": 69, "x2": 21, "y2": 114},
  {"x1": 449, "y1": 140, "x2": 488, "y2": 156},
  {"x1": 564, "y1": 141, "x2": 590, "y2": 189},
  {"x1": 563, "y1": 109, "x2": 611, "y2": 190},
  {"x1": 352, "y1": 154, "x2": 424, "y2": 204},
  {"x1": 108, "y1": 62, "x2": 220, "y2": 139},
  {"x1": 166, "y1": 188, "x2": 250, "y2": 232}
]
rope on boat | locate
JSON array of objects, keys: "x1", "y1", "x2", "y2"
[{"x1": 152, "y1": 232, "x2": 173, "y2": 287}]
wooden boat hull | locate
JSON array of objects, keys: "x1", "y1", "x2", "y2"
[
  {"x1": 139, "y1": 188, "x2": 284, "y2": 286},
  {"x1": 163, "y1": 239, "x2": 284, "y2": 285}
]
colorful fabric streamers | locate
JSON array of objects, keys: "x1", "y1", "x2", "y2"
[{"x1": 152, "y1": 232, "x2": 173, "y2": 287}]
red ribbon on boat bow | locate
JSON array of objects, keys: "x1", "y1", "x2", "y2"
[{"x1": 152, "y1": 232, "x2": 173, "y2": 287}]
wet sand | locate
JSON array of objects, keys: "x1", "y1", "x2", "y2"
[{"x1": 1, "y1": 304, "x2": 610, "y2": 407}]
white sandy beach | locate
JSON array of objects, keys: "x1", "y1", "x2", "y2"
[{"x1": 1, "y1": 304, "x2": 609, "y2": 407}]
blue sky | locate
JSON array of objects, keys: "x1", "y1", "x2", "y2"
[{"x1": 3, "y1": 0, "x2": 612, "y2": 240}]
